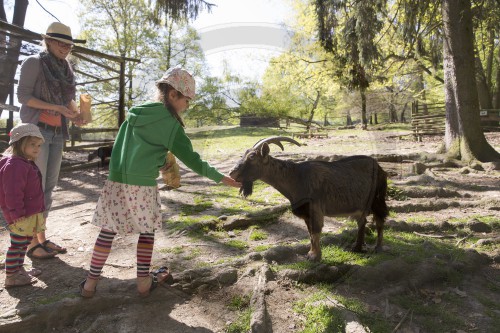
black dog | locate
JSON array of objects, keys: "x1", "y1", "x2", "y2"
[{"x1": 88, "y1": 146, "x2": 113, "y2": 166}]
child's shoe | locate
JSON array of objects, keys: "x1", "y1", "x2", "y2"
[{"x1": 5, "y1": 271, "x2": 38, "y2": 288}]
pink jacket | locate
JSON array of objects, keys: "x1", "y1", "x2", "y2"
[{"x1": 0, "y1": 156, "x2": 45, "y2": 224}]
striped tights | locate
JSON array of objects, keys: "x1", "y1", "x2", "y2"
[
  {"x1": 5, "y1": 233, "x2": 33, "y2": 275},
  {"x1": 87, "y1": 229, "x2": 155, "y2": 280}
]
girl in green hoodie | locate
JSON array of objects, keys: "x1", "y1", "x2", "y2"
[{"x1": 79, "y1": 68, "x2": 241, "y2": 297}]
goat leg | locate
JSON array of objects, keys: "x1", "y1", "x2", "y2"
[
  {"x1": 374, "y1": 216, "x2": 384, "y2": 253},
  {"x1": 352, "y1": 217, "x2": 367, "y2": 253},
  {"x1": 307, "y1": 233, "x2": 321, "y2": 262}
]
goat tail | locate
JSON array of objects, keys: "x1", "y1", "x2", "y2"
[{"x1": 372, "y1": 166, "x2": 389, "y2": 221}]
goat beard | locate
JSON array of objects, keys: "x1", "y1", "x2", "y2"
[{"x1": 239, "y1": 181, "x2": 254, "y2": 198}]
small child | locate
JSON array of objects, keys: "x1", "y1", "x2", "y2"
[{"x1": 1, "y1": 123, "x2": 46, "y2": 288}]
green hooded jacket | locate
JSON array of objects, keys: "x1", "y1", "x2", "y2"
[{"x1": 108, "y1": 102, "x2": 224, "y2": 186}]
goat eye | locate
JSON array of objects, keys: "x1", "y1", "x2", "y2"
[{"x1": 248, "y1": 153, "x2": 256, "y2": 160}]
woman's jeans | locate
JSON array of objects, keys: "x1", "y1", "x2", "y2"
[{"x1": 36, "y1": 127, "x2": 64, "y2": 218}]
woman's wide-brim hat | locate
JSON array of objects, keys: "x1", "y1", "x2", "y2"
[
  {"x1": 41, "y1": 22, "x2": 74, "y2": 45},
  {"x1": 156, "y1": 67, "x2": 196, "y2": 99}
]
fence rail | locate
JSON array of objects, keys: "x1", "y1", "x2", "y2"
[
  {"x1": 0, "y1": 21, "x2": 139, "y2": 151},
  {"x1": 411, "y1": 101, "x2": 500, "y2": 141}
]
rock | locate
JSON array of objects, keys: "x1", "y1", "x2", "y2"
[
  {"x1": 469, "y1": 161, "x2": 484, "y2": 171},
  {"x1": 467, "y1": 219, "x2": 492, "y2": 233},
  {"x1": 413, "y1": 162, "x2": 427, "y2": 175},
  {"x1": 474, "y1": 238, "x2": 500, "y2": 246},
  {"x1": 263, "y1": 246, "x2": 299, "y2": 263},
  {"x1": 459, "y1": 167, "x2": 470, "y2": 174},
  {"x1": 482, "y1": 161, "x2": 500, "y2": 171}
]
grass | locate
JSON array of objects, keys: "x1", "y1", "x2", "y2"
[
  {"x1": 225, "y1": 294, "x2": 252, "y2": 333},
  {"x1": 225, "y1": 308, "x2": 252, "y2": 333},
  {"x1": 293, "y1": 292, "x2": 392, "y2": 333},
  {"x1": 164, "y1": 215, "x2": 216, "y2": 234},
  {"x1": 249, "y1": 227, "x2": 268, "y2": 241},
  {"x1": 225, "y1": 239, "x2": 249, "y2": 250},
  {"x1": 390, "y1": 293, "x2": 467, "y2": 332},
  {"x1": 406, "y1": 215, "x2": 437, "y2": 224}
]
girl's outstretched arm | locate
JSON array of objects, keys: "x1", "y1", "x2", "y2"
[{"x1": 221, "y1": 175, "x2": 241, "y2": 188}]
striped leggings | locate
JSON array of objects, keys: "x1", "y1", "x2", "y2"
[
  {"x1": 87, "y1": 229, "x2": 155, "y2": 280},
  {"x1": 5, "y1": 233, "x2": 33, "y2": 275}
]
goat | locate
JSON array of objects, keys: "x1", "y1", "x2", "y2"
[
  {"x1": 229, "y1": 136, "x2": 389, "y2": 261},
  {"x1": 88, "y1": 146, "x2": 113, "y2": 167}
]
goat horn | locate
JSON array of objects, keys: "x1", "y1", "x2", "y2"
[{"x1": 253, "y1": 136, "x2": 301, "y2": 151}]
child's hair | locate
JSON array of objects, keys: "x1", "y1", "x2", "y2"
[
  {"x1": 155, "y1": 82, "x2": 186, "y2": 128},
  {"x1": 4, "y1": 136, "x2": 38, "y2": 160}
]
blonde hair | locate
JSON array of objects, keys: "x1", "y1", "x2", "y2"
[{"x1": 4, "y1": 136, "x2": 43, "y2": 160}]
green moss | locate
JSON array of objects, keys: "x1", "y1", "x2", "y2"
[
  {"x1": 225, "y1": 240, "x2": 249, "y2": 250},
  {"x1": 406, "y1": 215, "x2": 437, "y2": 224},
  {"x1": 253, "y1": 244, "x2": 272, "y2": 252},
  {"x1": 157, "y1": 246, "x2": 184, "y2": 254},
  {"x1": 294, "y1": 292, "x2": 391, "y2": 333},
  {"x1": 249, "y1": 228, "x2": 268, "y2": 241}
]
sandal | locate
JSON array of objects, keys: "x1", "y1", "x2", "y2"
[
  {"x1": 20, "y1": 267, "x2": 42, "y2": 277},
  {"x1": 42, "y1": 240, "x2": 67, "y2": 254},
  {"x1": 79, "y1": 279, "x2": 97, "y2": 298},
  {"x1": 26, "y1": 244, "x2": 57, "y2": 259},
  {"x1": 138, "y1": 267, "x2": 174, "y2": 297},
  {"x1": 5, "y1": 271, "x2": 38, "y2": 288}
]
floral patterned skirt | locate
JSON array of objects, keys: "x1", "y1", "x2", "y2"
[{"x1": 91, "y1": 180, "x2": 162, "y2": 235}]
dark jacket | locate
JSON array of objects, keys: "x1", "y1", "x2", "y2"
[{"x1": 0, "y1": 156, "x2": 45, "y2": 224}]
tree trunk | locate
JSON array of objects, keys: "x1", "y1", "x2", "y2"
[
  {"x1": 306, "y1": 90, "x2": 321, "y2": 130},
  {"x1": 475, "y1": 50, "x2": 493, "y2": 109},
  {"x1": 400, "y1": 102, "x2": 408, "y2": 123},
  {"x1": 346, "y1": 110, "x2": 352, "y2": 126},
  {"x1": 360, "y1": 88, "x2": 368, "y2": 129},
  {"x1": 495, "y1": 44, "x2": 500, "y2": 109},
  {"x1": 441, "y1": 0, "x2": 499, "y2": 162},
  {"x1": 0, "y1": 0, "x2": 29, "y2": 117}
]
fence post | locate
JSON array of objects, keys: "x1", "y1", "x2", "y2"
[{"x1": 118, "y1": 56, "x2": 126, "y2": 126}]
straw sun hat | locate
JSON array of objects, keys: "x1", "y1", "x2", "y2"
[{"x1": 41, "y1": 22, "x2": 74, "y2": 45}]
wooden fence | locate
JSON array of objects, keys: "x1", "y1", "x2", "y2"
[
  {"x1": 411, "y1": 101, "x2": 499, "y2": 141},
  {"x1": 0, "y1": 21, "x2": 139, "y2": 150}
]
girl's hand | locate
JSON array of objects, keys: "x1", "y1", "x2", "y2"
[{"x1": 221, "y1": 175, "x2": 242, "y2": 188}]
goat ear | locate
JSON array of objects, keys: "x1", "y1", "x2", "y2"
[{"x1": 260, "y1": 143, "x2": 270, "y2": 157}]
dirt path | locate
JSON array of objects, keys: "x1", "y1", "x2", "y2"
[{"x1": 0, "y1": 131, "x2": 499, "y2": 333}]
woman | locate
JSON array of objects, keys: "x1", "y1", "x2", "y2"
[{"x1": 17, "y1": 22, "x2": 85, "y2": 259}]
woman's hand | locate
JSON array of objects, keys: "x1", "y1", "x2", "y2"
[
  {"x1": 56, "y1": 105, "x2": 78, "y2": 119},
  {"x1": 72, "y1": 116, "x2": 88, "y2": 127},
  {"x1": 221, "y1": 175, "x2": 242, "y2": 188}
]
